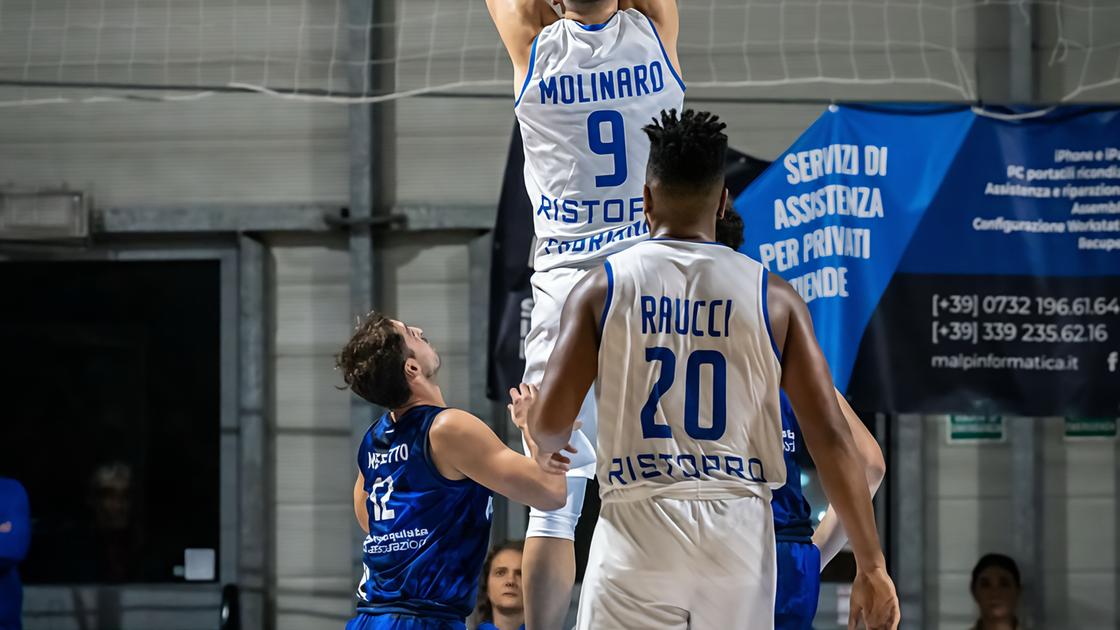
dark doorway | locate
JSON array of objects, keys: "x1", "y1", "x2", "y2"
[{"x1": 0, "y1": 260, "x2": 221, "y2": 584}]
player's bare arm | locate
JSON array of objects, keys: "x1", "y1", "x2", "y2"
[
  {"x1": 813, "y1": 390, "x2": 887, "y2": 567},
  {"x1": 486, "y1": 0, "x2": 559, "y2": 81},
  {"x1": 619, "y1": 0, "x2": 681, "y2": 70},
  {"x1": 528, "y1": 266, "x2": 608, "y2": 455},
  {"x1": 428, "y1": 408, "x2": 568, "y2": 511},
  {"x1": 353, "y1": 471, "x2": 370, "y2": 534},
  {"x1": 767, "y1": 272, "x2": 900, "y2": 630}
]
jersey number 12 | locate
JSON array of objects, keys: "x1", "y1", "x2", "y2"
[{"x1": 370, "y1": 476, "x2": 396, "y2": 522}]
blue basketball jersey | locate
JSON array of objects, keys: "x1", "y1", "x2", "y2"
[
  {"x1": 355, "y1": 405, "x2": 494, "y2": 621},
  {"x1": 771, "y1": 391, "x2": 813, "y2": 542}
]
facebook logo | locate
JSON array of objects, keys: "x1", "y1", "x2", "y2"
[{"x1": 1108, "y1": 351, "x2": 1118, "y2": 374}]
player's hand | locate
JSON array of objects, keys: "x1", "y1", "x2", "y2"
[
  {"x1": 508, "y1": 383, "x2": 538, "y2": 431},
  {"x1": 848, "y1": 566, "x2": 900, "y2": 630},
  {"x1": 530, "y1": 431, "x2": 581, "y2": 475},
  {"x1": 509, "y1": 383, "x2": 579, "y2": 474}
]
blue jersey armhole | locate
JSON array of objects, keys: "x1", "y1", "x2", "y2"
[
  {"x1": 599, "y1": 260, "x2": 615, "y2": 338},
  {"x1": 644, "y1": 15, "x2": 686, "y2": 92},
  {"x1": 422, "y1": 409, "x2": 482, "y2": 488},
  {"x1": 514, "y1": 35, "x2": 540, "y2": 108},
  {"x1": 356, "y1": 420, "x2": 377, "y2": 476},
  {"x1": 761, "y1": 268, "x2": 782, "y2": 362}
]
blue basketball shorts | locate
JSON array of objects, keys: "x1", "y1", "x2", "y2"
[
  {"x1": 345, "y1": 612, "x2": 465, "y2": 630},
  {"x1": 774, "y1": 540, "x2": 821, "y2": 630}
]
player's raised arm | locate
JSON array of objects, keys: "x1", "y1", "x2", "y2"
[
  {"x1": 486, "y1": 0, "x2": 559, "y2": 80},
  {"x1": 812, "y1": 390, "x2": 887, "y2": 568},
  {"x1": 620, "y1": 0, "x2": 681, "y2": 71},
  {"x1": 429, "y1": 408, "x2": 568, "y2": 511},
  {"x1": 528, "y1": 265, "x2": 607, "y2": 455},
  {"x1": 767, "y1": 273, "x2": 900, "y2": 630}
]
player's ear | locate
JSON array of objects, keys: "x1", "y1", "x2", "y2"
[
  {"x1": 718, "y1": 187, "x2": 729, "y2": 219},
  {"x1": 643, "y1": 183, "x2": 654, "y2": 220},
  {"x1": 403, "y1": 357, "x2": 422, "y2": 381}
]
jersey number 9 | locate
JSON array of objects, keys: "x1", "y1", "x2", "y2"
[{"x1": 587, "y1": 110, "x2": 628, "y2": 188}]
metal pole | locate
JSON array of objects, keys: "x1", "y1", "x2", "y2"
[
  {"x1": 1009, "y1": 416, "x2": 1044, "y2": 626},
  {"x1": 892, "y1": 414, "x2": 924, "y2": 629},
  {"x1": 347, "y1": 0, "x2": 394, "y2": 582},
  {"x1": 238, "y1": 234, "x2": 270, "y2": 630},
  {"x1": 468, "y1": 233, "x2": 510, "y2": 543}
]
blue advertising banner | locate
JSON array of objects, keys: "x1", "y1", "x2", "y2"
[{"x1": 737, "y1": 105, "x2": 1120, "y2": 416}]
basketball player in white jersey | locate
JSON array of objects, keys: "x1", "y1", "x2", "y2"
[
  {"x1": 486, "y1": 1, "x2": 684, "y2": 626},
  {"x1": 523, "y1": 109, "x2": 901, "y2": 629}
]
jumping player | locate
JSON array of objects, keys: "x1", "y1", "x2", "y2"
[
  {"x1": 487, "y1": 0, "x2": 683, "y2": 626},
  {"x1": 337, "y1": 312, "x2": 574, "y2": 630},
  {"x1": 717, "y1": 205, "x2": 887, "y2": 629},
  {"x1": 525, "y1": 110, "x2": 900, "y2": 629}
]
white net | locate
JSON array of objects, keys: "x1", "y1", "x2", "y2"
[{"x1": 0, "y1": 0, "x2": 1117, "y2": 106}]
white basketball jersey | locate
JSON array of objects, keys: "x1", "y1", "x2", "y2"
[
  {"x1": 514, "y1": 9, "x2": 686, "y2": 272},
  {"x1": 595, "y1": 239, "x2": 785, "y2": 502}
]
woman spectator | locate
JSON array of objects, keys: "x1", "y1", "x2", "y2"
[
  {"x1": 970, "y1": 553, "x2": 1022, "y2": 630},
  {"x1": 474, "y1": 541, "x2": 525, "y2": 630}
]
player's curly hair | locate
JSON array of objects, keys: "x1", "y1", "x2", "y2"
[
  {"x1": 715, "y1": 198, "x2": 744, "y2": 250},
  {"x1": 474, "y1": 540, "x2": 526, "y2": 624},
  {"x1": 643, "y1": 108, "x2": 728, "y2": 192},
  {"x1": 336, "y1": 310, "x2": 412, "y2": 408}
]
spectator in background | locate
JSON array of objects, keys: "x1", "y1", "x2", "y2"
[
  {"x1": 970, "y1": 554, "x2": 1021, "y2": 630},
  {"x1": 0, "y1": 478, "x2": 30, "y2": 630},
  {"x1": 474, "y1": 541, "x2": 525, "y2": 630},
  {"x1": 87, "y1": 462, "x2": 142, "y2": 582}
]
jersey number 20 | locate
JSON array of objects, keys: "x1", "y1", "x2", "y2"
[
  {"x1": 640, "y1": 347, "x2": 727, "y2": 440},
  {"x1": 587, "y1": 110, "x2": 627, "y2": 188}
]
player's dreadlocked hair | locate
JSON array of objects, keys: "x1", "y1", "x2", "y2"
[
  {"x1": 643, "y1": 109, "x2": 728, "y2": 192},
  {"x1": 336, "y1": 310, "x2": 413, "y2": 408}
]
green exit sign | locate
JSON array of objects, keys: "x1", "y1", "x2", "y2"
[
  {"x1": 948, "y1": 415, "x2": 1005, "y2": 443},
  {"x1": 1064, "y1": 417, "x2": 1118, "y2": 441}
]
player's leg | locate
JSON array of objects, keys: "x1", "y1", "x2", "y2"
[
  {"x1": 774, "y1": 541, "x2": 822, "y2": 630},
  {"x1": 522, "y1": 477, "x2": 583, "y2": 630},
  {"x1": 574, "y1": 501, "x2": 689, "y2": 630},
  {"x1": 520, "y1": 267, "x2": 598, "y2": 630},
  {"x1": 522, "y1": 389, "x2": 597, "y2": 629},
  {"x1": 522, "y1": 537, "x2": 575, "y2": 629}
]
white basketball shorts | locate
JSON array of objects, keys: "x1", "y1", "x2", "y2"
[{"x1": 576, "y1": 492, "x2": 777, "y2": 629}]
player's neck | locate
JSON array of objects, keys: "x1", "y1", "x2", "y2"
[
  {"x1": 392, "y1": 384, "x2": 446, "y2": 418},
  {"x1": 649, "y1": 224, "x2": 717, "y2": 243},
  {"x1": 565, "y1": 4, "x2": 617, "y2": 26}
]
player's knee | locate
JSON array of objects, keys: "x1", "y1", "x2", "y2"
[{"x1": 525, "y1": 476, "x2": 586, "y2": 540}]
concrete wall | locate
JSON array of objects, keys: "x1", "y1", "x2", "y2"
[
  {"x1": 270, "y1": 235, "x2": 355, "y2": 630},
  {"x1": 917, "y1": 416, "x2": 1117, "y2": 630}
]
